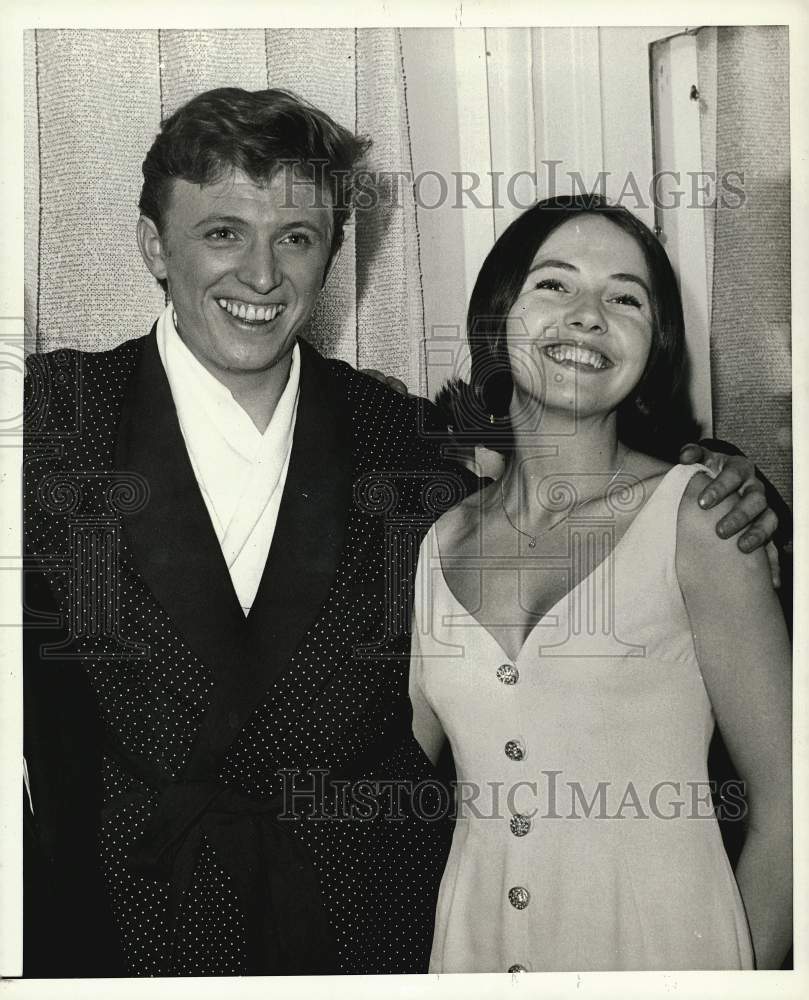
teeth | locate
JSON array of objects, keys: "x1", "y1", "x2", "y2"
[
  {"x1": 544, "y1": 344, "x2": 609, "y2": 370},
  {"x1": 217, "y1": 299, "x2": 285, "y2": 322}
]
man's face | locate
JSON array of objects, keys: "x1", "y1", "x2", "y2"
[{"x1": 138, "y1": 168, "x2": 333, "y2": 386}]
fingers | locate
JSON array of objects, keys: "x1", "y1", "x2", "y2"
[
  {"x1": 698, "y1": 454, "x2": 756, "y2": 508},
  {"x1": 715, "y1": 488, "x2": 768, "y2": 538},
  {"x1": 764, "y1": 541, "x2": 782, "y2": 590},
  {"x1": 737, "y1": 508, "x2": 780, "y2": 554},
  {"x1": 679, "y1": 443, "x2": 705, "y2": 465},
  {"x1": 386, "y1": 377, "x2": 409, "y2": 396},
  {"x1": 359, "y1": 369, "x2": 409, "y2": 396}
]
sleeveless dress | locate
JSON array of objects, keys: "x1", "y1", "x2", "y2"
[{"x1": 410, "y1": 464, "x2": 754, "y2": 972}]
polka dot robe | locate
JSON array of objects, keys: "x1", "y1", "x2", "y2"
[{"x1": 23, "y1": 332, "x2": 473, "y2": 976}]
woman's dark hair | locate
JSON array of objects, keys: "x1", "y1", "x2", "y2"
[
  {"x1": 139, "y1": 87, "x2": 371, "y2": 288},
  {"x1": 437, "y1": 194, "x2": 697, "y2": 460}
]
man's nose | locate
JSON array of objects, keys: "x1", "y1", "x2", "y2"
[
  {"x1": 238, "y1": 243, "x2": 282, "y2": 294},
  {"x1": 564, "y1": 293, "x2": 606, "y2": 334}
]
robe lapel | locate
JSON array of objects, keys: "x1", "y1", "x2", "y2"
[
  {"x1": 115, "y1": 329, "x2": 247, "y2": 682},
  {"x1": 115, "y1": 331, "x2": 353, "y2": 776},
  {"x1": 246, "y1": 337, "x2": 353, "y2": 679},
  {"x1": 188, "y1": 339, "x2": 354, "y2": 774}
]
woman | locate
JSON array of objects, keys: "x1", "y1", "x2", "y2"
[{"x1": 409, "y1": 196, "x2": 791, "y2": 972}]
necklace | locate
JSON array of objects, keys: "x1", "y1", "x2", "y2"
[{"x1": 499, "y1": 450, "x2": 627, "y2": 549}]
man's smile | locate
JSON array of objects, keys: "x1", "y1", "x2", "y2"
[{"x1": 217, "y1": 297, "x2": 287, "y2": 324}]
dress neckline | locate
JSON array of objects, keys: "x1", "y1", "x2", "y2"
[{"x1": 428, "y1": 463, "x2": 695, "y2": 663}]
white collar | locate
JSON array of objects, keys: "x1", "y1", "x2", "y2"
[{"x1": 156, "y1": 304, "x2": 301, "y2": 463}]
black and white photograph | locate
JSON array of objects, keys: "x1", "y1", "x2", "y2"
[{"x1": 0, "y1": 1, "x2": 804, "y2": 996}]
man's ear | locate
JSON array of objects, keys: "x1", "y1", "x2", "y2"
[
  {"x1": 137, "y1": 215, "x2": 168, "y2": 282},
  {"x1": 322, "y1": 244, "x2": 342, "y2": 288}
]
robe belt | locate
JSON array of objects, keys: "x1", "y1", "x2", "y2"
[{"x1": 103, "y1": 716, "x2": 413, "y2": 975}]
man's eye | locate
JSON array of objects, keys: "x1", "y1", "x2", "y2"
[
  {"x1": 280, "y1": 231, "x2": 312, "y2": 246},
  {"x1": 535, "y1": 278, "x2": 566, "y2": 292},
  {"x1": 207, "y1": 228, "x2": 238, "y2": 242}
]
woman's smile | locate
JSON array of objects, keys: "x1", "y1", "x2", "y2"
[{"x1": 540, "y1": 341, "x2": 614, "y2": 372}]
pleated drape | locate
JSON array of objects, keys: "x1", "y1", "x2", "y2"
[
  {"x1": 698, "y1": 26, "x2": 791, "y2": 505},
  {"x1": 25, "y1": 31, "x2": 166, "y2": 354},
  {"x1": 24, "y1": 28, "x2": 426, "y2": 390}
]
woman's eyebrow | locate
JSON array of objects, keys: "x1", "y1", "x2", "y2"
[
  {"x1": 526, "y1": 259, "x2": 576, "y2": 277},
  {"x1": 525, "y1": 260, "x2": 650, "y2": 298},
  {"x1": 610, "y1": 272, "x2": 651, "y2": 297}
]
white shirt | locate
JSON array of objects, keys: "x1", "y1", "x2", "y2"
[{"x1": 156, "y1": 306, "x2": 300, "y2": 615}]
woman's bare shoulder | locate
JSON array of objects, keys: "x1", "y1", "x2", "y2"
[
  {"x1": 676, "y1": 470, "x2": 769, "y2": 579},
  {"x1": 617, "y1": 451, "x2": 674, "y2": 509},
  {"x1": 630, "y1": 451, "x2": 673, "y2": 483}
]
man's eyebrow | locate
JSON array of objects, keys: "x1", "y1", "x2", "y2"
[
  {"x1": 191, "y1": 215, "x2": 328, "y2": 234},
  {"x1": 191, "y1": 214, "x2": 249, "y2": 230},
  {"x1": 275, "y1": 220, "x2": 329, "y2": 235}
]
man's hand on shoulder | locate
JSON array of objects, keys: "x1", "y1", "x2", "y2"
[
  {"x1": 679, "y1": 441, "x2": 780, "y2": 588},
  {"x1": 359, "y1": 369, "x2": 410, "y2": 396}
]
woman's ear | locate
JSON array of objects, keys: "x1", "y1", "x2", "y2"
[{"x1": 137, "y1": 215, "x2": 168, "y2": 282}]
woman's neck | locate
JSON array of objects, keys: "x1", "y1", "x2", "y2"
[{"x1": 502, "y1": 408, "x2": 625, "y2": 521}]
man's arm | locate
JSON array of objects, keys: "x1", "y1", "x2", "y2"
[
  {"x1": 22, "y1": 568, "x2": 126, "y2": 976},
  {"x1": 408, "y1": 606, "x2": 446, "y2": 768},
  {"x1": 359, "y1": 369, "x2": 787, "y2": 555}
]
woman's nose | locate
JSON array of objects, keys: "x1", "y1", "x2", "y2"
[
  {"x1": 564, "y1": 294, "x2": 606, "y2": 334},
  {"x1": 238, "y1": 244, "x2": 281, "y2": 294}
]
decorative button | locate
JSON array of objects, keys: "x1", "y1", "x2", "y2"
[
  {"x1": 509, "y1": 813, "x2": 532, "y2": 837},
  {"x1": 508, "y1": 886, "x2": 530, "y2": 909},
  {"x1": 508, "y1": 964, "x2": 528, "y2": 973},
  {"x1": 504, "y1": 739, "x2": 525, "y2": 761},
  {"x1": 496, "y1": 663, "x2": 519, "y2": 685}
]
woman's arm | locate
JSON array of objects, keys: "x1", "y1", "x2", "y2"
[
  {"x1": 676, "y1": 473, "x2": 792, "y2": 969},
  {"x1": 409, "y1": 601, "x2": 447, "y2": 768}
]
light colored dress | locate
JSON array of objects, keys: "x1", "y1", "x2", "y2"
[{"x1": 410, "y1": 464, "x2": 754, "y2": 972}]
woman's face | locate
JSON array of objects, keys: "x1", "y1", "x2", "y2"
[{"x1": 505, "y1": 213, "x2": 654, "y2": 422}]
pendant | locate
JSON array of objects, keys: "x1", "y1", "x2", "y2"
[{"x1": 528, "y1": 538, "x2": 536, "y2": 549}]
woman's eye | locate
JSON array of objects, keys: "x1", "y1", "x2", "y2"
[
  {"x1": 610, "y1": 293, "x2": 643, "y2": 308},
  {"x1": 535, "y1": 278, "x2": 566, "y2": 292}
]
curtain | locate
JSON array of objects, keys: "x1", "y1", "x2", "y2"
[
  {"x1": 24, "y1": 28, "x2": 427, "y2": 392},
  {"x1": 697, "y1": 26, "x2": 791, "y2": 506}
]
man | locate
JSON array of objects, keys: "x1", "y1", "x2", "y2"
[{"x1": 22, "y1": 87, "x2": 784, "y2": 977}]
